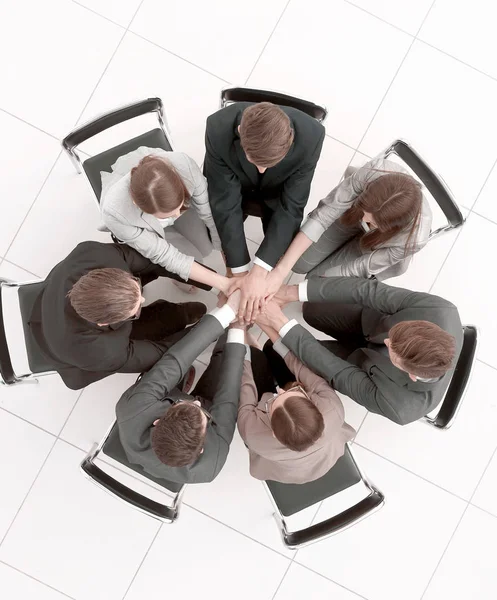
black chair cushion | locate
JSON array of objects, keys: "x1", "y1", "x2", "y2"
[
  {"x1": 83, "y1": 128, "x2": 172, "y2": 200},
  {"x1": 103, "y1": 423, "x2": 183, "y2": 494},
  {"x1": 266, "y1": 446, "x2": 362, "y2": 517},
  {"x1": 18, "y1": 282, "x2": 57, "y2": 374}
]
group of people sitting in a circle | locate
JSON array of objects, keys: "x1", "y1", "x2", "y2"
[{"x1": 29, "y1": 100, "x2": 461, "y2": 485}]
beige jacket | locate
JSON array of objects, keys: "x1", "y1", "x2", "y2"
[{"x1": 237, "y1": 351, "x2": 355, "y2": 484}]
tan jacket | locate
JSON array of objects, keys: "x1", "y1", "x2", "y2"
[{"x1": 237, "y1": 351, "x2": 355, "y2": 484}]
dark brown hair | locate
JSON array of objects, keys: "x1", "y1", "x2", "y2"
[
  {"x1": 151, "y1": 403, "x2": 206, "y2": 467},
  {"x1": 341, "y1": 172, "x2": 423, "y2": 256},
  {"x1": 130, "y1": 155, "x2": 190, "y2": 215},
  {"x1": 239, "y1": 102, "x2": 294, "y2": 168},
  {"x1": 271, "y1": 394, "x2": 324, "y2": 452},
  {"x1": 67, "y1": 268, "x2": 140, "y2": 324},
  {"x1": 389, "y1": 320, "x2": 456, "y2": 379}
]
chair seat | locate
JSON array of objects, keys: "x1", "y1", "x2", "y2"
[
  {"x1": 102, "y1": 423, "x2": 183, "y2": 494},
  {"x1": 18, "y1": 282, "x2": 57, "y2": 374},
  {"x1": 83, "y1": 128, "x2": 173, "y2": 200},
  {"x1": 266, "y1": 446, "x2": 362, "y2": 517}
]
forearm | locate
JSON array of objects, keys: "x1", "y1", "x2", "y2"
[
  {"x1": 257, "y1": 323, "x2": 280, "y2": 343},
  {"x1": 273, "y1": 231, "x2": 313, "y2": 280},
  {"x1": 189, "y1": 261, "x2": 228, "y2": 293}
]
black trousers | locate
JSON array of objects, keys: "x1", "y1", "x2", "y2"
[
  {"x1": 130, "y1": 300, "x2": 197, "y2": 342},
  {"x1": 302, "y1": 302, "x2": 367, "y2": 359},
  {"x1": 189, "y1": 334, "x2": 228, "y2": 410},
  {"x1": 242, "y1": 193, "x2": 276, "y2": 234}
]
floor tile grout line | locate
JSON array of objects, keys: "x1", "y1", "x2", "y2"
[
  {"x1": 71, "y1": 0, "x2": 127, "y2": 29},
  {"x1": 56, "y1": 388, "x2": 87, "y2": 438},
  {"x1": 471, "y1": 208, "x2": 497, "y2": 227},
  {"x1": 0, "y1": 258, "x2": 42, "y2": 279},
  {"x1": 0, "y1": 559, "x2": 77, "y2": 600},
  {"x1": 270, "y1": 560, "x2": 293, "y2": 600},
  {"x1": 0, "y1": 438, "x2": 58, "y2": 548},
  {"x1": 465, "y1": 156, "x2": 497, "y2": 211},
  {"x1": 353, "y1": 442, "x2": 470, "y2": 503},
  {"x1": 121, "y1": 523, "x2": 163, "y2": 600},
  {"x1": 0, "y1": 405, "x2": 58, "y2": 440},
  {"x1": 324, "y1": 132, "x2": 358, "y2": 153},
  {"x1": 468, "y1": 502, "x2": 497, "y2": 522},
  {"x1": 130, "y1": 31, "x2": 231, "y2": 84},
  {"x1": 0, "y1": 107, "x2": 61, "y2": 142},
  {"x1": 476, "y1": 357, "x2": 497, "y2": 373},
  {"x1": 352, "y1": 0, "x2": 436, "y2": 155},
  {"x1": 343, "y1": 0, "x2": 416, "y2": 37},
  {"x1": 427, "y1": 226, "x2": 465, "y2": 294},
  {"x1": 243, "y1": 0, "x2": 292, "y2": 85},
  {"x1": 291, "y1": 559, "x2": 371, "y2": 600},
  {"x1": 1, "y1": 150, "x2": 63, "y2": 260}
]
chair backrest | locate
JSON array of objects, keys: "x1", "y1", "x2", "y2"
[
  {"x1": 0, "y1": 278, "x2": 55, "y2": 385},
  {"x1": 424, "y1": 325, "x2": 479, "y2": 430},
  {"x1": 264, "y1": 445, "x2": 384, "y2": 548},
  {"x1": 381, "y1": 140, "x2": 464, "y2": 239},
  {"x1": 221, "y1": 87, "x2": 328, "y2": 122},
  {"x1": 80, "y1": 422, "x2": 185, "y2": 522}
]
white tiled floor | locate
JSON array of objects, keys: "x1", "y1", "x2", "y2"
[{"x1": 0, "y1": 1, "x2": 496, "y2": 599}]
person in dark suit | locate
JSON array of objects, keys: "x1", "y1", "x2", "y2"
[
  {"x1": 256, "y1": 277, "x2": 462, "y2": 425},
  {"x1": 204, "y1": 101, "x2": 325, "y2": 322},
  {"x1": 116, "y1": 292, "x2": 245, "y2": 484},
  {"x1": 28, "y1": 241, "x2": 210, "y2": 390}
]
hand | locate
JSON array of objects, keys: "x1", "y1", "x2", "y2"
[
  {"x1": 255, "y1": 300, "x2": 288, "y2": 331},
  {"x1": 217, "y1": 275, "x2": 232, "y2": 295},
  {"x1": 237, "y1": 265, "x2": 270, "y2": 324},
  {"x1": 262, "y1": 269, "x2": 286, "y2": 304},
  {"x1": 226, "y1": 289, "x2": 242, "y2": 317},
  {"x1": 217, "y1": 291, "x2": 227, "y2": 308},
  {"x1": 272, "y1": 284, "x2": 298, "y2": 307}
]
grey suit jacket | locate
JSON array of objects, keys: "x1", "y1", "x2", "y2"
[
  {"x1": 283, "y1": 277, "x2": 462, "y2": 425},
  {"x1": 300, "y1": 159, "x2": 433, "y2": 279},
  {"x1": 100, "y1": 147, "x2": 221, "y2": 281},
  {"x1": 116, "y1": 314, "x2": 245, "y2": 484}
]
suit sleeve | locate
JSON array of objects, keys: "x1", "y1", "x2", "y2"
[
  {"x1": 255, "y1": 129, "x2": 325, "y2": 267},
  {"x1": 282, "y1": 324, "x2": 416, "y2": 425},
  {"x1": 306, "y1": 276, "x2": 456, "y2": 315},
  {"x1": 210, "y1": 341, "x2": 246, "y2": 478},
  {"x1": 204, "y1": 125, "x2": 250, "y2": 268},
  {"x1": 118, "y1": 314, "x2": 225, "y2": 399}
]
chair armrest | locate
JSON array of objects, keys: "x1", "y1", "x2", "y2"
[
  {"x1": 385, "y1": 140, "x2": 464, "y2": 228},
  {"x1": 80, "y1": 457, "x2": 182, "y2": 522},
  {"x1": 284, "y1": 489, "x2": 384, "y2": 548},
  {"x1": 63, "y1": 98, "x2": 164, "y2": 151}
]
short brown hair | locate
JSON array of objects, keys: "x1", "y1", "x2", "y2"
[
  {"x1": 151, "y1": 403, "x2": 206, "y2": 467},
  {"x1": 130, "y1": 155, "x2": 190, "y2": 215},
  {"x1": 271, "y1": 395, "x2": 324, "y2": 452},
  {"x1": 341, "y1": 172, "x2": 423, "y2": 255},
  {"x1": 239, "y1": 102, "x2": 294, "y2": 168},
  {"x1": 67, "y1": 268, "x2": 139, "y2": 324},
  {"x1": 389, "y1": 320, "x2": 456, "y2": 379}
]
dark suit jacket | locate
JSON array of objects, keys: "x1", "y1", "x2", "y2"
[
  {"x1": 283, "y1": 277, "x2": 463, "y2": 425},
  {"x1": 204, "y1": 102, "x2": 325, "y2": 268},
  {"x1": 29, "y1": 241, "x2": 171, "y2": 390},
  {"x1": 116, "y1": 315, "x2": 245, "y2": 484}
]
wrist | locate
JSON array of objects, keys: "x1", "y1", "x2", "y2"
[
  {"x1": 272, "y1": 312, "x2": 289, "y2": 331},
  {"x1": 251, "y1": 264, "x2": 268, "y2": 278},
  {"x1": 286, "y1": 285, "x2": 299, "y2": 303}
]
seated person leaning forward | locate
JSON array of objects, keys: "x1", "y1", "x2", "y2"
[
  {"x1": 100, "y1": 146, "x2": 222, "y2": 293},
  {"x1": 116, "y1": 292, "x2": 245, "y2": 484},
  {"x1": 264, "y1": 276, "x2": 461, "y2": 425},
  {"x1": 204, "y1": 101, "x2": 325, "y2": 317},
  {"x1": 262, "y1": 158, "x2": 433, "y2": 299},
  {"x1": 237, "y1": 324, "x2": 355, "y2": 484},
  {"x1": 28, "y1": 241, "x2": 231, "y2": 390}
]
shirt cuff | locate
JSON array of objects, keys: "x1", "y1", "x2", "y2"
[
  {"x1": 227, "y1": 328, "x2": 245, "y2": 345},
  {"x1": 244, "y1": 344, "x2": 252, "y2": 361},
  {"x1": 210, "y1": 305, "x2": 236, "y2": 328},
  {"x1": 279, "y1": 318, "x2": 299, "y2": 339},
  {"x1": 298, "y1": 281, "x2": 309, "y2": 302},
  {"x1": 253, "y1": 257, "x2": 273, "y2": 272},
  {"x1": 273, "y1": 338, "x2": 290, "y2": 358},
  {"x1": 231, "y1": 262, "x2": 251, "y2": 274}
]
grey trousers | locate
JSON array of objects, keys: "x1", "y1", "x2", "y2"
[
  {"x1": 163, "y1": 208, "x2": 213, "y2": 263},
  {"x1": 293, "y1": 220, "x2": 363, "y2": 277}
]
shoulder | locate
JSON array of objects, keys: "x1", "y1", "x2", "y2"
[
  {"x1": 284, "y1": 106, "x2": 325, "y2": 142},
  {"x1": 207, "y1": 103, "x2": 245, "y2": 132}
]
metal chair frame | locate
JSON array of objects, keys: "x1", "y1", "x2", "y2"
[
  {"x1": 263, "y1": 444, "x2": 384, "y2": 549},
  {"x1": 62, "y1": 97, "x2": 174, "y2": 176},
  {"x1": 81, "y1": 421, "x2": 186, "y2": 523},
  {"x1": 220, "y1": 86, "x2": 328, "y2": 123},
  {"x1": 0, "y1": 277, "x2": 56, "y2": 386},
  {"x1": 381, "y1": 139, "x2": 465, "y2": 241},
  {"x1": 422, "y1": 324, "x2": 479, "y2": 431}
]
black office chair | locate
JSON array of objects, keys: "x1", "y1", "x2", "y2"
[
  {"x1": 379, "y1": 139, "x2": 465, "y2": 241},
  {"x1": 62, "y1": 97, "x2": 174, "y2": 202},
  {"x1": 81, "y1": 421, "x2": 185, "y2": 523},
  {"x1": 0, "y1": 278, "x2": 57, "y2": 386},
  {"x1": 220, "y1": 86, "x2": 328, "y2": 123},
  {"x1": 423, "y1": 325, "x2": 479, "y2": 430},
  {"x1": 263, "y1": 444, "x2": 384, "y2": 549}
]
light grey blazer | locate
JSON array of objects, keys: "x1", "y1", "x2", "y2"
[
  {"x1": 300, "y1": 159, "x2": 433, "y2": 279},
  {"x1": 99, "y1": 147, "x2": 221, "y2": 281}
]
